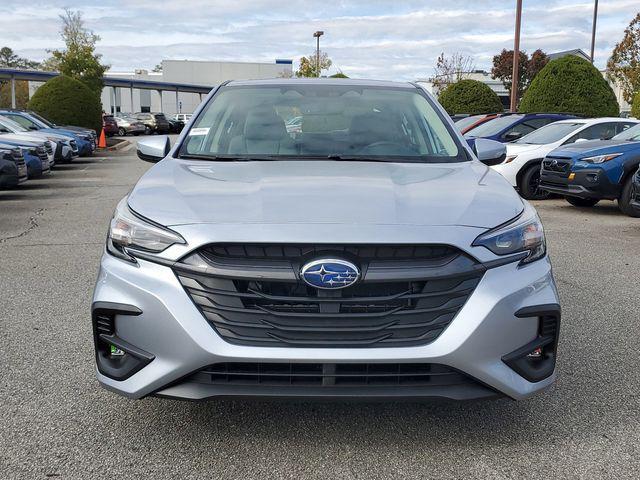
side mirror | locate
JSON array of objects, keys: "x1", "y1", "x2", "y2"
[
  {"x1": 504, "y1": 131, "x2": 523, "y2": 141},
  {"x1": 137, "y1": 135, "x2": 171, "y2": 163},
  {"x1": 473, "y1": 138, "x2": 507, "y2": 166},
  {"x1": 29, "y1": 126, "x2": 39, "y2": 131}
]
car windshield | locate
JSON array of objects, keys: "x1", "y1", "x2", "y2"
[
  {"x1": 465, "y1": 115, "x2": 523, "y2": 137},
  {"x1": 454, "y1": 115, "x2": 485, "y2": 131},
  {"x1": 179, "y1": 84, "x2": 463, "y2": 162},
  {"x1": 514, "y1": 122, "x2": 585, "y2": 145},
  {"x1": 28, "y1": 111, "x2": 55, "y2": 127},
  {"x1": 0, "y1": 115, "x2": 29, "y2": 132},
  {"x1": 613, "y1": 123, "x2": 640, "y2": 141}
]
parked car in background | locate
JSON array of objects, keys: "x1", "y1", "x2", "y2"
[
  {"x1": 167, "y1": 116, "x2": 185, "y2": 133},
  {"x1": 26, "y1": 110, "x2": 98, "y2": 148},
  {"x1": 465, "y1": 113, "x2": 577, "y2": 144},
  {"x1": 0, "y1": 110, "x2": 86, "y2": 158},
  {"x1": 0, "y1": 145, "x2": 27, "y2": 188},
  {"x1": 133, "y1": 112, "x2": 171, "y2": 134},
  {"x1": 539, "y1": 123, "x2": 640, "y2": 216},
  {"x1": 114, "y1": 116, "x2": 145, "y2": 136},
  {"x1": 102, "y1": 115, "x2": 119, "y2": 136},
  {"x1": 0, "y1": 139, "x2": 50, "y2": 178},
  {"x1": 492, "y1": 117, "x2": 639, "y2": 200},
  {"x1": 0, "y1": 115, "x2": 56, "y2": 167},
  {"x1": 173, "y1": 113, "x2": 192, "y2": 123},
  {"x1": 455, "y1": 113, "x2": 499, "y2": 135}
]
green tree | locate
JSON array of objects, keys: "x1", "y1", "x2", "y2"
[
  {"x1": 329, "y1": 72, "x2": 348, "y2": 78},
  {"x1": 28, "y1": 75, "x2": 102, "y2": 133},
  {"x1": 437, "y1": 79, "x2": 503, "y2": 115},
  {"x1": 0, "y1": 46, "x2": 40, "y2": 69},
  {"x1": 295, "y1": 51, "x2": 332, "y2": 77},
  {"x1": 607, "y1": 12, "x2": 640, "y2": 105},
  {"x1": 632, "y1": 92, "x2": 640, "y2": 119},
  {"x1": 46, "y1": 9, "x2": 108, "y2": 97},
  {"x1": 520, "y1": 55, "x2": 619, "y2": 117}
]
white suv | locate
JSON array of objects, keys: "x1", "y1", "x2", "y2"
[{"x1": 493, "y1": 117, "x2": 639, "y2": 199}]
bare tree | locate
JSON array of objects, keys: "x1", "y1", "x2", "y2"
[{"x1": 431, "y1": 52, "x2": 475, "y2": 90}]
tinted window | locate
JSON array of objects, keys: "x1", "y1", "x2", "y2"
[
  {"x1": 565, "y1": 122, "x2": 620, "y2": 144},
  {"x1": 613, "y1": 123, "x2": 640, "y2": 141},
  {"x1": 514, "y1": 122, "x2": 585, "y2": 144},
  {"x1": 465, "y1": 115, "x2": 524, "y2": 137},
  {"x1": 3, "y1": 113, "x2": 38, "y2": 130},
  {"x1": 181, "y1": 84, "x2": 463, "y2": 162}
]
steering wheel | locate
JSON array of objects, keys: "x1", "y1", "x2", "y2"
[{"x1": 357, "y1": 141, "x2": 416, "y2": 156}]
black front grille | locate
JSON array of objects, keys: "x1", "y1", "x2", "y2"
[
  {"x1": 542, "y1": 157, "x2": 572, "y2": 175},
  {"x1": 44, "y1": 142, "x2": 53, "y2": 155},
  {"x1": 94, "y1": 312, "x2": 114, "y2": 336},
  {"x1": 175, "y1": 243, "x2": 483, "y2": 348},
  {"x1": 69, "y1": 140, "x2": 78, "y2": 152},
  {"x1": 190, "y1": 362, "x2": 478, "y2": 388}
]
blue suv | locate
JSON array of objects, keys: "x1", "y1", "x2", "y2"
[
  {"x1": 464, "y1": 113, "x2": 577, "y2": 145},
  {"x1": 539, "y1": 123, "x2": 640, "y2": 217}
]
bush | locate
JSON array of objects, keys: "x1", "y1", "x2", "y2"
[
  {"x1": 27, "y1": 75, "x2": 102, "y2": 132},
  {"x1": 437, "y1": 79, "x2": 503, "y2": 115},
  {"x1": 631, "y1": 92, "x2": 640, "y2": 119},
  {"x1": 519, "y1": 55, "x2": 619, "y2": 117}
]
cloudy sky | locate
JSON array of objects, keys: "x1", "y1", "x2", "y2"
[{"x1": 1, "y1": 0, "x2": 637, "y2": 80}]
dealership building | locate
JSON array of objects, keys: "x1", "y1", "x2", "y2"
[{"x1": 99, "y1": 59, "x2": 293, "y2": 116}]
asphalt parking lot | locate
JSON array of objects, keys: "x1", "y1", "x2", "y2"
[{"x1": 1, "y1": 138, "x2": 639, "y2": 479}]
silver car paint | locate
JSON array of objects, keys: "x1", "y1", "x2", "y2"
[{"x1": 94, "y1": 79, "x2": 560, "y2": 400}]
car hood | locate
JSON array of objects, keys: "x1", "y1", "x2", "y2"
[
  {"x1": 128, "y1": 160, "x2": 523, "y2": 229},
  {"x1": 505, "y1": 142, "x2": 546, "y2": 156},
  {"x1": 549, "y1": 139, "x2": 640, "y2": 159},
  {"x1": 0, "y1": 134, "x2": 46, "y2": 147},
  {"x1": 39, "y1": 128, "x2": 77, "y2": 141}
]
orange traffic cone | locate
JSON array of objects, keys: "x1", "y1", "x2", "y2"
[{"x1": 98, "y1": 128, "x2": 107, "y2": 148}]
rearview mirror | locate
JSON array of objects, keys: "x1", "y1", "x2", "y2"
[
  {"x1": 137, "y1": 135, "x2": 171, "y2": 163},
  {"x1": 472, "y1": 138, "x2": 506, "y2": 166}
]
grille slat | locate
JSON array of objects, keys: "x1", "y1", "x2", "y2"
[
  {"x1": 191, "y1": 362, "x2": 475, "y2": 387},
  {"x1": 176, "y1": 244, "x2": 483, "y2": 348}
]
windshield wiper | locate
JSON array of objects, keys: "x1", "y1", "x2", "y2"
[{"x1": 178, "y1": 153, "x2": 279, "y2": 161}]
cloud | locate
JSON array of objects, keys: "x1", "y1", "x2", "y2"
[{"x1": 2, "y1": 0, "x2": 637, "y2": 80}]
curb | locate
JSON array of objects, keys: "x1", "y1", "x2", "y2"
[{"x1": 98, "y1": 139, "x2": 131, "y2": 152}]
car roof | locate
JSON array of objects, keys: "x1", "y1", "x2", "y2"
[
  {"x1": 553, "y1": 117, "x2": 635, "y2": 125},
  {"x1": 225, "y1": 78, "x2": 416, "y2": 89}
]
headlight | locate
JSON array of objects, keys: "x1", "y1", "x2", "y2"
[
  {"x1": 504, "y1": 155, "x2": 518, "y2": 163},
  {"x1": 581, "y1": 153, "x2": 622, "y2": 164},
  {"x1": 473, "y1": 203, "x2": 546, "y2": 265},
  {"x1": 107, "y1": 198, "x2": 185, "y2": 261}
]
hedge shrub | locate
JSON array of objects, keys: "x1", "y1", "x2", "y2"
[
  {"x1": 27, "y1": 75, "x2": 102, "y2": 133},
  {"x1": 519, "y1": 55, "x2": 619, "y2": 117},
  {"x1": 631, "y1": 92, "x2": 640, "y2": 119},
  {"x1": 438, "y1": 79, "x2": 503, "y2": 115}
]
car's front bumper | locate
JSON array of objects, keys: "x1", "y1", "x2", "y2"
[
  {"x1": 93, "y1": 249, "x2": 560, "y2": 402},
  {"x1": 540, "y1": 168, "x2": 619, "y2": 200}
]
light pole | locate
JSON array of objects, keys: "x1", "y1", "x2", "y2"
[
  {"x1": 590, "y1": 0, "x2": 599, "y2": 63},
  {"x1": 313, "y1": 31, "x2": 324, "y2": 77},
  {"x1": 510, "y1": 0, "x2": 523, "y2": 112}
]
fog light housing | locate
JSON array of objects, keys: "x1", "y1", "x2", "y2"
[
  {"x1": 92, "y1": 302, "x2": 154, "y2": 381},
  {"x1": 503, "y1": 304, "x2": 561, "y2": 383}
]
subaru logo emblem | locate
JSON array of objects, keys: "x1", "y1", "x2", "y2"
[
  {"x1": 301, "y1": 259, "x2": 360, "y2": 290},
  {"x1": 551, "y1": 159, "x2": 558, "y2": 166}
]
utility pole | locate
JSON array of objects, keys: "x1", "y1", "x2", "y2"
[
  {"x1": 590, "y1": 0, "x2": 599, "y2": 63},
  {"x1": 510, "y1": 0, "x2": 523, "y2": 112},
  {"x1": 313, "y1": 31, "x2": 324, "y2": 77}
]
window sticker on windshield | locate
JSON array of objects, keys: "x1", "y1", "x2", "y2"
[{"x1": 189, "y1": 127, "x2": 209, "y2": 136}]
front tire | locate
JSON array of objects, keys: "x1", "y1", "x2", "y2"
[
  {"x1": 618, "y1": 176, "x2": 640, "y2": 217},
  {"x1": 565, "y1": 196, "x2": 599, "y2": 207},
  {"x1": 117, "y1": 127, "x2": 126, "y2": 136},
  {"x1": 144, "y1": 126, "x2": 152, "y2": 135},
  {"x1": 519, "y1": 164, "x2": 550, "y2": 200}
]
